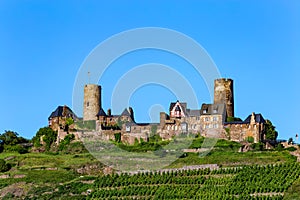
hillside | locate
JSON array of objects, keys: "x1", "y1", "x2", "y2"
[{"x1": 0, "y1": 138, "x2": 299, "y2": 199}]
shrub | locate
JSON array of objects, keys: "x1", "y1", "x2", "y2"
[
  {"x1": 32, "y1": 127, "x2": 57, "y2": 151},
  {"x1": 114, "y1": 132, "x2": 121, "y2": 143},
  {"x1": 58, "y1": 134, "x2": 75, "y2": 151},
  {"x1": 0, "y1": 159, "x2": 10, "y2": 172},
  {"x1": 275, "y1": 143, "x2": 284, "y2": 151},
  {"x1": 250, "y1": 142, "x2": 264, "y2": 151},
  {"x1": 246, "y1": 136, "x2": 254, "y2": 143},
  {"x1": 285, "y1": 146, "x2": 297, "y2": 152}
]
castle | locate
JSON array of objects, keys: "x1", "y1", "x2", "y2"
[{"x1": 48, "y1": 78, "x2": 267, "y2": 144}]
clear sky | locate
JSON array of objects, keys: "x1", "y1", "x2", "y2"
[{"x1": 0, "y1": 1, "x2": 299, "y2": 140}]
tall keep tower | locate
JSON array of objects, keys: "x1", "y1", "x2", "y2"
[
  {"x1": 83, "y1": 84, "x2": 101, "y2": 121},
  {"x1": 214, "y1": 78, "x2": 234, "y2": 117}
]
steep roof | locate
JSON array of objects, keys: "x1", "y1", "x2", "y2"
[
  {"x1": 97, "y1": 108, "x2": 107, "y2": 117},
  {"x1": 244, "y1": 113, "x2": 266, "y2": 124},
  {"x1": 200, "y1": 103, "x2": 226, "y2": 115},
  {"x1": 48, "y1": 106, "x2": 77, "y2": 120},
  {"x1": 186, "y1": 109, "x2": 201, "y2": 117},
  {"x1": 121, "y1": 108, "x2": 131, "y2": 117},
  {"x1": 224, "y1": 113, "x2": 266, "y2": 125},
  {"x1": 175, "y1": 105, "x2": 181, "y2": 112},
  {"x1": 169, "y1": 101, "x2": 187, "y2": 114}
]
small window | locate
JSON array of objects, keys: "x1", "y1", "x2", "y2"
[
  {"x1": 213, "y1": 117, "x2": 218, "y2": 121},
  {"x1": 203, "y1": 110, "x2": 207, "y2": 114},
  {"x1": 205, "y1": 124, "x2": 209, "y2": 129},
  {"x1": 87, "y1": 102, "x2": 89, "y2": 107},
  {"x1": 213, "y1": 109, "x2": 217, "y2": 113},
  {"x1": 213, "y1": 124, "x2": 218, "y2": 128},
  {"x1": 205, "y1": 117, "x2": 209, "y2": 121}
]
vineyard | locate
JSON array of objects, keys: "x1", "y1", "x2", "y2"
[{"x1": 88, "y1": 162, "x2": 300, "y2": 199}]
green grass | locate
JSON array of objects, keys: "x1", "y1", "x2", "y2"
[
  {"x1": 168, "y1": 150, "x2": 296, "y2": 168},
  {"x1": 0, "y1": 137, "x2": 300, "y2": 199},
  {"x1": 283, "y1": 178, "x2": 300, "y2": 200}
]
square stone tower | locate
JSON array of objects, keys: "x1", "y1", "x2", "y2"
[
  {"x1": 214, "y1": 78, "x2": 234, "y2": 117},
  {"x1": 83, "y1": 84, "x2": 101, "y2": 121}
]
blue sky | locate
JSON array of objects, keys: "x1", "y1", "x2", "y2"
[{"x1": 0, "y1": 1, "x2": 299, "y2": 140}]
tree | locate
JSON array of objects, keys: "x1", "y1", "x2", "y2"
[
  {"x1": 288, "y1": 137, "x2": 294, "y2": 145},
  {"x1": 32, "y1": 127, "x2": 57, "y2": 151},
  {"x1": 264, "y1": 120, "x2": 278, "y2": 141},
  {"x1": 0, "y1": 130, "x2": 25, "y2": 145}
]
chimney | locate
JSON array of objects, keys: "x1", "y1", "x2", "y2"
[
  {"x1": 107, "y1": 109, "x2": 111, "y2": 116},
  {"x1": 250, "y1": 112, "x2": 256, "y2": 125}
]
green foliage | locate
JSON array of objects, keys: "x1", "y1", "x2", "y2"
[
  {"x1": 250, "y1": 142, "x2": 264, "y2": 151},
  {"x1": 65, "y1": 117, "x2": 74, "y2": 126},
  {"x1": 149, "y1": 133, "x2": 162, "y2": 143},
  {"x1": 0, "y1": 150, "x2": 299, "y2": 199},
  {"x1": 225, "y1": 127, "x2": 231, "y2": 140},
  {"x1": 246, "y1": 136, "x2": 254, "y2": 143},
  {"x1": 0, "y1": 130, "x2": 28, "y2": 146},
  {"x1": 115, "y1": 134, "x2": 169, "y2": 152},
  {"x1": 284, "y1": 177, "x2": 300, "y2": 200},
  {"x1": 0, "y1": 158, "x2": 10, "y2": 172},
  {"x1": 114, "y1": 132, "x2": 121, "y2": 143},
  {"x1": 264, "y1": 119, "x2": 278, "y2": 141},
  {"x1": 288, "y1": 137, "x2": 294, "y2": 145},
  {"x1": 32, "y1": 127, "x2": 57, "y2": 151},
  {"x1": 0, "y1": 130, "x2": 29, "y2": 153},
  {"x1": 226, "y1": 116, "x2": 242, "y2": 122},
  {"x1": 58, "y1": 134, "x2": 75, "y2": 151},
  {"x1": 4, "y1": 144, "x2": 28, "y2": 154},
  {"x1": 189, "y1": 137, "x2": 241, "y2": 152},
  {"x1": 285, "y1": 146, "x2": 297, "y2": 152},
  {"x1": 90, "y1": 162, "x2": 300, "y2": 199},
  {"x1": 275, "y1": 143, "x2": 284, "y2": 151}
]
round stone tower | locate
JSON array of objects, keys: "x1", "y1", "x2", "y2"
[
  {"x1": 83, "y1": 84, "x2": 101, "y2": 121},
  {"x1": 214, "y1": 78, "x2": 234, "y2": 117}
]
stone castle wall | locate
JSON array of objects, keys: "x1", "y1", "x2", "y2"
[{"x1": 225, "y1": 123, "x2": 264, "y2": 143}]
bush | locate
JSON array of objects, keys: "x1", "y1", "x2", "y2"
[
  {"x1": 0, "y1": 159, "x2": 10, "y2": 172},
  {"x1": 275, "y1": 143, "x2": 284, "y2": 151},
  {"x1": 114, "y1": 132, "x2": 121, "y2": 143},
  {"x1": 32, "y1": 127, "x2": 57, "y2": 151},
  {"x1": 251, "y1": 142, "x2": 264, "y2": 151},
  {"x1": 285, "y1": 146, "x2": 297, "y2": 152},
  {"x1": 58, "y1": 134, "x2": 75, "y2": 151},
  {"x1": 246, "y1": 136, "x2": 254, "y2": 143}
]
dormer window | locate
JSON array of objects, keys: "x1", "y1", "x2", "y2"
[
  {"x1": 213, "y1": 109, "x2": 217, "y2": 113},
  {"x1": 175, "y1": 105, "x2": 181, "y2": 118},
  {"x1": 203, "y1": 109, "x2": 207, "y2": 114}
]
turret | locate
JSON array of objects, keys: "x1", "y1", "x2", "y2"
[
  {"x1": 83, "y1": 84, "x2": 101, "y2": 121},
  {"x1": 214, "y1": 78, "x2": 234, "y2": 117}
]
